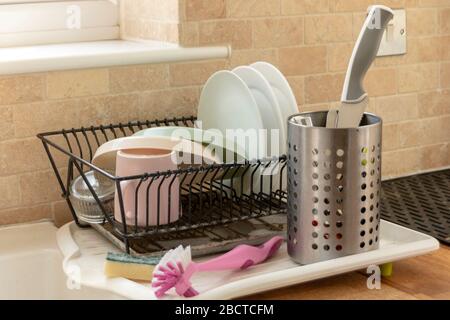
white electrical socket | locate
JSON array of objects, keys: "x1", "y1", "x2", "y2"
[{"x1": 377, "y1": 9, "x2": 407, "y2": 57}]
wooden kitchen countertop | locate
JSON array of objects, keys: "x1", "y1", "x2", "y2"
[{"x1": 246, "y1": 245, "x2": 450, "y2": 300}]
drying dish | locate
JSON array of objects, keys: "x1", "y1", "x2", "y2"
[
  {"x1": 133, "y1": 126, "x2": 247, "y2": 163},
  {"x1": 115, "y1": 149, "x2": 180, "y2": 227},
  {"x1": 197, "y1": 70, "x2": 265, "y2": 160},
  {"x1": 69, "y1": 171, "x2": 115, "y2": 224},
  {"x1": 250, "y1": 61, "x2": 298, "y2": 133},
  {"x1": 58, "y1": 220, "x2": 439, "y2": 300},
  {"x1": 233, "y1": 66, "x2": 289, "y2": 194},
  {"x1": 232, "y1": 66, "x2": 286, "y2": 155},
  {"x1": 92, "y1": 136, "x2": 219, "y2": 174}
]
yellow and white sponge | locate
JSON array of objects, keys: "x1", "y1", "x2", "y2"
[{"x1": 104, "y1": 252, "x2": 160, "y2": 281}]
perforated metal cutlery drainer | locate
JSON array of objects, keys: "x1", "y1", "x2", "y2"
[{"x1": 287, "y1": 111, "x2": 382, "y2": 264}]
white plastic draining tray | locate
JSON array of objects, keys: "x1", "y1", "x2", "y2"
[{"x1": 57, "y1": 220, "x2": 439, "y2": 300}]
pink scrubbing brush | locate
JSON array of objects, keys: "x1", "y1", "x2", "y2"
[{"x1": 152, "y1": 236, "x2": 284, "y2": 298}]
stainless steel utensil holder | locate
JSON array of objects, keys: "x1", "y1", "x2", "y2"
[{"x1": 287, "y1": 111, "x2": 382, "y2": 264}]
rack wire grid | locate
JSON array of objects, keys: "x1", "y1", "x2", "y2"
[{"x1": 37, "y1": 116, "x2": 288, "y2": 254}]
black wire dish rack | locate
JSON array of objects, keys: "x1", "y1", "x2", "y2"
[{"x1": 37, "y1": 116, "x2": 288, "y2": 256}]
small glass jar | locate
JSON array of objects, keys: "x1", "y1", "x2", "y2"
[{"x1": 69, "y1": 171, "x2": 115, "y2": 224}]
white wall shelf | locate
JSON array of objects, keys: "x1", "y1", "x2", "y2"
[{"x1": 0, "y1": 40, "x2": 231, "y2": 75}]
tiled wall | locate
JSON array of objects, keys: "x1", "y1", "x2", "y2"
[
  {"x1": 0, "y1": 0, "x2": 449, "y2": 226},
  {"x1": 121, "y1": 0, "x2": 181, "y2": 42}
]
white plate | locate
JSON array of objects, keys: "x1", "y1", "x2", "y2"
[
  {"x1": 232, "y1": 66, "x2": 286, "y2": 195},
  {"x1": 197, "y1": 70, "x2": 265, "y2": 160},
  {"x1": 58, "y1": 220, "x2": 439, "y2": 300},
  {"x1": 251, "y1": 62, "x2": 298, "y2": 136},
  {"x1": 232, "y1": 66, "x2": 286, "y2": 155}
]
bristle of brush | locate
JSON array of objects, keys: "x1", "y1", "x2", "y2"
[{"x1": 151, "y1": 245, "x2": 193, "y2": 295}]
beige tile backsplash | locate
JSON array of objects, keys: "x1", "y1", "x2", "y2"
[
  {"x1": 47, "y1": 69, "x2": 110, "y2": 99},
  {"x1": 0, "y1": 0, "x2": 449, "y2": 225}
]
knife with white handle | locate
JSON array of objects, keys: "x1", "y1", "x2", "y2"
[{"x1": 329, "y1": 5, "x2": 394, "y2": 128}]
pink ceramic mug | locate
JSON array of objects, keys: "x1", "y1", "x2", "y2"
[{"x1": 114, "y1": 148, "x2": 180, "y2": 227}]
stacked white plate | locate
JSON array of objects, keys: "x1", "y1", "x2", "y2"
[
  {"x1": 197, "y1": 61, "x2": 298, "y2": 159},
  {"x1": 197, "y1": 61, "x2": 299, "y2": 194}
]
